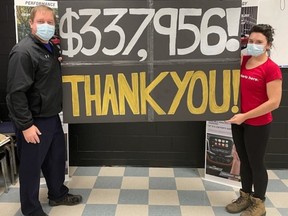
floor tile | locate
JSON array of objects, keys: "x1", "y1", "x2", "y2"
[
  {"x1": 268, "y1": 170, "x2": 280, "y2": 179},
  {"x1": 283, "y1": 179, "x2": 288, "y2": 187},
  {"x1": 48, "y1": 204, "x2": 85, "y2": 216},
  {"x1": 181, "y1": 206, "x2": 215, "y2": 216},
  {"x1": 149, "y1": 177, "x2": 176, "y2": 190},
  {"x1": 149, "y1": 168, "x2": 174, "y2": 177},
  {"x1": 115, "y1": 204, "x2": 148, "y2": 216},
  {"x1": 277, "y1": 208, "x2": 288, "y2": 216},
  {"x1": 267, "y1": 192, "x2": 288, "y2": 208},
  {"x1": 264, "y1": 196, "x2": 276, "y2": 208},
  {"x1": 175, "y1": 177, "x2": 205, "y2": 190},
  {"x1": 94, "y1": 176, "x2": 122, "y2": 189},
  {"x1": 82, "y1": 204, "x2": 116, "y2": 216},
  {"x1": 203, "y1": 180, "x2": 234, "y2": 191},
  {"x1": 206, "y1": 191, "x2": 237, "y2": 207},
  {"x1": 87, "y1": 189, "x2": 120, "y2": 204},
  {"x1": 267, "y1": 179, "x2": 288, "y2": 192},
  {"x1": 266, "y1": 207, "x2": 283, "y2": 216},
  {"x1": 0, "y1": 203, "x2": 21, "y2": 216},
  {"x1": 124, "y1": 167, "x2": 149, "y2": 176},
  {"x1": 67, "y1": 176, "x2": 97, "y2": 189},
  {"x1": 149, "y1": 190, "x2": 179, "y2": 205},
  {"x1": 0, "y1": 188, "x2": 20, "y2": 202},
  {"x1": 149, "y1": 205, "x2": 181, "y2": 216},
  {"x1": 99, "y1": 167, "x2": 125, "y2": 176},
  {"x1": 273, "y1": 169, "x2": 288, "y2": 179},
  {"x1": 69, "y1": 166, "x2": 78, "y2": 176},
  {"x1": 178, "y1": 191, "x2": 210, "y2": 206},
  {"x1": 121, "y1": 177, "x2": 149, "y2": 190},
  {"x1": 174, "y1": 168, "x2": 200, "y2": 177},
  {"x1": 118, "y1": 189, "x2": 148, "y2": 205},
  {"x1": 73, "y1": 167, "x2": 101, "y2": 176},
  {"x1": 273, "y1": 170, "x2": 288, "y2": 179},
  {"x1": 213, "y1": 206, "x2": 234, "y2": 216}
]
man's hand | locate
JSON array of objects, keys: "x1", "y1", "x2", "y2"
[{"x1": 22, "y1": 125, "x2": 42, "y2": 144}]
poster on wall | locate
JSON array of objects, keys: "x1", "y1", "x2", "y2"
[
  {"x1": 204, "y1": 121, "x2": 241, "y2": 188},
  {"x1": 240, "y1": 0, "x2": 259, "y2": 50},
  {"x1": 13, "y1": 0, "x2": 69, "y2": 182},
  {"x1": 14, "y1": 0, "x2": 58, "y2": 43}
]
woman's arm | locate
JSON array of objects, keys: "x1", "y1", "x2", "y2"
[{"x1": 227, "y1": 79, "x2": 282, "y2": 125}]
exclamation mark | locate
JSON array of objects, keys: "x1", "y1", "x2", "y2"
[
  {"x1": 232, "y1": 69, "x2": 240, "y2": 113},
  {"x1": 225, "y1": 8, "x2": 241, "y2": 52}
]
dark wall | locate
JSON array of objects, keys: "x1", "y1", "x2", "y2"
[
  {"x1": 266, "y1": 69, "x2": 288, "y2": 168},
  {"x1": 69, "y1": 121, "x2": 206, "y2": 167},
  {"x1": 0, "y1": 0, "x2": 15, "y2": 121},
  {"x1": 0, "y1": 0, "x2": 287, "y2": 168}
]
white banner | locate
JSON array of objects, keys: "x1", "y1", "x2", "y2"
[{"x1": 204, "y1": 121, "x2": 241, "y2": 188}]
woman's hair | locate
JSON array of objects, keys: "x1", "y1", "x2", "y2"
[
  {"x1": 249, "y1": 24, "x2": 275, "y2": 45},
  {"x1": 30, "y1": 5, "x2": 56, "y2": 23}
]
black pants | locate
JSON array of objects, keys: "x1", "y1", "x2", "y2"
[
  {"x1": 16, "y1": 115, "x2": 69, "y2": 215},
  {"x1": 231, "y1": 123, "x2": 271, "y2": 200}
]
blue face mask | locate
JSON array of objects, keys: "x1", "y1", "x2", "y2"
[
  {"x1": 246, "y1": 43, "x2": 266, "y2": 56},
  {"x1": 36, "y1": 23, "x2": 55, "y2": 41}
]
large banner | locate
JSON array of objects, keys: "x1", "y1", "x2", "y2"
[{"x1": 58, "y1": 0, "x2": 242, "y2": 123}]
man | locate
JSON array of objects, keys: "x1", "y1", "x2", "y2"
[{"x1": 6, "y1": 5, "x2": 82, "y2": 216}]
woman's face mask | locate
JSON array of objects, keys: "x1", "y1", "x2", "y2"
[
  {"x1": 246, "y1": 32, "x2": 270, "y2": 57},
  {"x1": 246, "y1": 43, "x2": 266, "y2": 57}
]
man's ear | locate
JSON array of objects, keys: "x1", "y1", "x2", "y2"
[{"x1": 29, "y1": 19, "x2": 33, "y2": 28}]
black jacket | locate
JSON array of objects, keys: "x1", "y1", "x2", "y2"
[{"x1": 6, "y1": 34, "x2": 62, "y2": 130}]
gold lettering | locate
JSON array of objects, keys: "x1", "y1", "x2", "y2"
[
  {"x1": 62, "y1": 75, "x2": 85, "y2": 117},
  {"x1": 168, "y1": 71, "x2": 193, "y2": 114},
  {"x1": 118, "y1": 73, "x2": 140, "y2": 115},
  {"x1": 209, "y1": 70, "x2": 230, "y2": 113},
  {"x1": 84, "y1": 75, "x2": 102, "y2": 116},
  {"x1": 187, "y1": 71, "x2": 208, "y2": 114},
  {"x1": 232, "y1": 69, "x2": 240, "y2": 113},
  {"x1": 140, "y1": 72, "x2": 167, "y2": 115},
  {"x1": 102, "y1": 75, "x2": 119, "y2": 115}
]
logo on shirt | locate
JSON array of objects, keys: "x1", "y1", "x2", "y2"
[{"x1": 241, "y1": 74, "x2": 258, "y2": 81}]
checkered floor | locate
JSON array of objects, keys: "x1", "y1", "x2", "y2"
[{"x1": 1, "y1": 167, "x2": 288, "y2": 216}]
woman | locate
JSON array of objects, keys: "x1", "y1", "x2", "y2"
[{"x1": 226, "y1": 24, "x2": 282, "y2": 216}]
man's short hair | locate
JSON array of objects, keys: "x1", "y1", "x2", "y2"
[{"x1": 30, "y1": 5, "x2": 56, "y2": 23}]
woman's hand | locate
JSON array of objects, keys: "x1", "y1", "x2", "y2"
[{"x1": 226, "y1": 113, "x2": 247, "y2": 125}]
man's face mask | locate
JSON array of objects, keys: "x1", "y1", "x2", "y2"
[
  {"x1": 36, "y1": 23, "x2": 55, "y2": 41},
  {"x1": 246, "y1": 43, "x2": 266, "y2": 57}
]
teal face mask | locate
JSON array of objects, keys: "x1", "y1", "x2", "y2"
[
  {"x1": 246, "y1": 43, "x2": 266, "y2": 56},
  {"x1": 36, "y1": 23, "x2": 55, "y2": 41}
]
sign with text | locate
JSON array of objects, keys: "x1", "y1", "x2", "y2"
[
  {"x1": 58, "y1": 0, "x2": 242, "y2": 123},
  {"x1": 205, "y1": 121, "x2": 241, "y2": 188}
]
